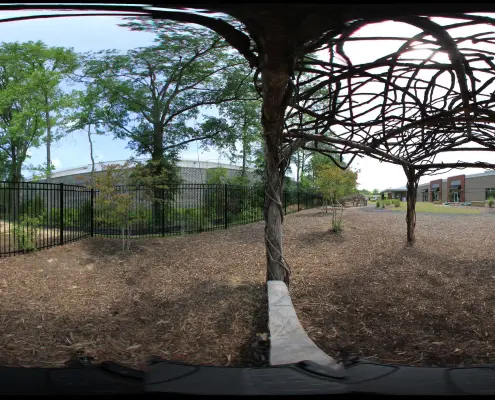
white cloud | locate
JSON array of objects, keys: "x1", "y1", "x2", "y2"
[{"x1": 52, "y1": 158, "x2": 62, "y2": 169}]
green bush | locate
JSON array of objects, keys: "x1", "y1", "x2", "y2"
[
  {"x1": 376, "y1": 200, "x2": 380, "y2": 208},
  {"x1": 20, "y1": 195, "x2": 45, "y2": 217},
  {"x1": 231, "y1": 207, "x2": 263, "y2": 224},
  {"x1": 393, "y1": 199, "x2": 401, "y2": 207},
  {"x1": 79, "y1": 200, "x2": 93, "y2": 227},
  {"x1": 332, "y1": 218, "x2": 343, "y2": 233},
  {"x1": 13, "y1": 213, "x2": 43, "y2": 251},
  {"x1": 169, "y1": 207, "x2": 205, "y2": 232},
  {"x1": 381, "y1": 202, "x2": 385, "y2": 209},
  {"x1": 49, "y1": 207, "x2": 83, "y2": 228},
  {"x1": 488, "y1": 197, "x2": 494, "y2": 208}
]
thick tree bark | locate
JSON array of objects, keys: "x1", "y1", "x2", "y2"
[
  {"x1": 404, "y1": 166, "x2": 420, "y2": 244},
  {"x1": 261, "y1": 51, "x2": 292, "y2": 285}
]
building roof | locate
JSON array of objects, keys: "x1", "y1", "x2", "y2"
[
  {"x1": 381, "y1": 186, "x2": 407, "y2": 193},
  {"x1": 46, "y1": 158, "x2": 250, "y2": 179}
]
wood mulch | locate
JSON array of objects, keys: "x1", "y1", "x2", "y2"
[{"x1": 0, "y1": 206, "x2": 493, "y2": 368}]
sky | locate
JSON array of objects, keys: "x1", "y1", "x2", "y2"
[{"x1": 0, "y1": 9, "x2": 494, "y2": 191}]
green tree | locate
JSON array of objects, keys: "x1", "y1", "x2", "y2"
[
  {"x1": 292, "y1": 149, "x2": 310, "y2": 190},
  {"x1": 215, "y1": 85, "x2": 262, "y2": 178},
  {"x1": 0, "y1": 42, "x2": 48, "y2": 182},
  {"x1": 315, "y1": 163, "x2": 358, "y2": 232},
  {"x1": 206, "y1": 167, "x2": 229, "y2": 185},
  {"x1": 26, "y1": 42, "x2": 78, "y2": 179},
  {"x1": 315, "y1": 163, "x2": 358, "y2": 205},
  {"x1": 84, "y1": 19, "x2": 254, "y2": 179},
  {"x1": 372, "y1": 188, "x2": 380, "y2": 195},
  {"x1": 92, "y1": 163, "x2": 136, "y2": 251},
  {"x1": 301, "y1": 150, "x2": 340, "y2": 191},
  {"x1": 63, "y1": 84, "x2": 109, "y2": 182}
]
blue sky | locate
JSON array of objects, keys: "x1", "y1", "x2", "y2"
[{"x1": 0, "y1": 10, "x2": 230, "y2": 178}]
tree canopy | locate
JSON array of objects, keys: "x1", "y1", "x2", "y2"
[{"x1": 82, "y1": 19, "x2": 255, "y2": 178}]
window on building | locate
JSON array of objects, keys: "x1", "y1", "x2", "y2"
[
  {"x1": 486, "y1": 188, "x2": 495, "y2": 200},
  {"x1": 432, "y1": 191, "x2": 439, "y2": 201}
]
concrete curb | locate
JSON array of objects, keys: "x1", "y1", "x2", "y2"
[{"x1": 267, "y1": 280, "x2": 342, "y2": 370}]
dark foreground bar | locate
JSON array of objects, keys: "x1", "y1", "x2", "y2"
[{"x1": 0, "y1": 359, "x2": 493, "y2": 395}]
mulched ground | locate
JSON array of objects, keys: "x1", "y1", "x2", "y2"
[
  {"x1": 290, "y1": 208, "x2": 495, "y2": 367},
  {"x1": 0, "y1": 206, "x2": 493, "y2": 368}
]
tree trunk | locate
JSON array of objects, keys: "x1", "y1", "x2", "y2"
[
  {"x1": 45, "y1": 106, "x2": 51, "y2": 181},
  {"x1": 261, "y1": 52, "x2": 292, "y2": 285},
  {"x1": 296, "y1": 151, "x2": 301, "y2": 190},
  {"x1": 10, "y1": 150, "x2": 17, "y2": 182},
  {"x1": 241, "y1": 117, "x2": 248, "y2": 178},
  {"x1": 9, "y1": 150, "x2": 19, "y2": 220},
  {"x1": 300, "y1": 150, "x2": 306, "y2": 188},
  {"x1": 151, "y1": 131, "x2": 165, "y2": 229},
  {"x1": 87, "y1": 124, "x2": 95, "y2": 185},
  {"x1": 404, "y1": 167, "x2": 419, "y2": 244}
]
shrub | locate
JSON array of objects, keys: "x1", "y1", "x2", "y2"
[
  {"x1": 231, "y1": 207, "x2": 263, "y2": 224},
  {"x1": 79, "y1": 200, "x2": 93, "y2": 228},
  {"x1": 173, "y1": 207, "x2": 205, "y2": 233},
  {"x1": 376, "y1": 200, "x2": 380, "y2": 208},
  {"x1": 20, "y1": 195, "x2": 45, "y2": 217},
  {"x1": 394, "y1": 199, "x2": 401, "y2": 207},
  {"x1": 381, "y1": 202, "x2": 385, "y2": 209},
  {"x1": 488, "y1": 197, "x2": 494, "y2": 208},
  {"x1": 49, "y1": 207, "x2": 80, "y2": 228},
  {"x1": 13, "y1": 213, "x2": 43, "y2": 251},
  {"x1": 332, "y1": 217, "x2": 343, "y2": 233}
]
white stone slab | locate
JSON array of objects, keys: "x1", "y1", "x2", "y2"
[{"x1": 267, "y1": 280, "x2": 342, "y2": 370}]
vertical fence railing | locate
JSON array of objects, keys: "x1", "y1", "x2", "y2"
[{"x1": 0, "y1": 182, "x2": 322, "y2": 256}]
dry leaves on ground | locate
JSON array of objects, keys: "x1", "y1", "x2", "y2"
[{"x1": 0, "y1": 206, "x2": 493, "y2": 368}]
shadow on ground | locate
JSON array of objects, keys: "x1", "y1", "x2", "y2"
[{"x1": 0, "y1": 278, "x2": 267, "y2": 368}]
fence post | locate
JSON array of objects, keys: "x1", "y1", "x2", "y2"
[
  {"x1": 90, "y1": 188, "x2": 94, "y2": 237},
  {"x1": 224, "y1": 184, "x2": 228, "y2": 229},
  {"x1": 297, "y1": 190, "x2": 300, "y2": 212},
  {"x1": 59, "y1": 183, "x2": 64, "y2": 245}
]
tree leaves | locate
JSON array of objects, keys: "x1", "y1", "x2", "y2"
[
  {"x1": 82, "y1": 18, "x2": 254, "y2": 175},
  {"x1": 0, "y1": 41, "x2": 77, "y2": 181}
]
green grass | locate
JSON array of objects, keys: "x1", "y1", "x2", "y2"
[{"x1": 390, "y1": 201, "x2": 481, "y2": 214}]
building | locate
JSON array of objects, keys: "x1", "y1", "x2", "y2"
[
  {"x1": 34, "y1": 158, "x2": 260, "y2": 186},
  {"x1": 380, "y1": 186, "x2": 407, "y2": 201},
  {"x1": 415, "y1": 170, "x2": 495, "y2": 204},
  {"x1": 22, "y1": 159, "x2": 260, "y2": 210}
]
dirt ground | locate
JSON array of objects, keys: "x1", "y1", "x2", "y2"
[{"x1": 0, "y1": 206, "x2": 493, "y2": 368}]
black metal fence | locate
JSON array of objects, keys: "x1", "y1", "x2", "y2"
[{"x1": 0, "y1": 182, "x2": 322, "y2": 256}]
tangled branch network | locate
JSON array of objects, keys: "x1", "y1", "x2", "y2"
[{"x1": 286, "y1": 14, "x2": 495, "y2": 174}]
